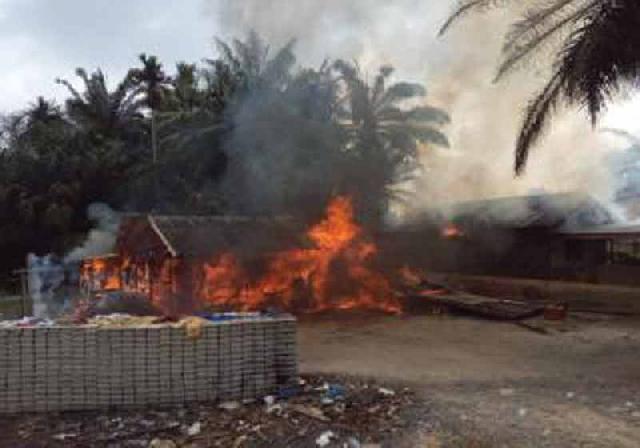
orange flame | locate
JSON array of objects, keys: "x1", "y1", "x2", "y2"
[
  {"x1": 80, "y1": 256, "x2": 121, "y2": 291},
  {"x1": 442, "y1": 223, "x2": 463, "y2": 239},
  {"x1": 200, "y1": 196, "x2": 401, "y2": 313}
]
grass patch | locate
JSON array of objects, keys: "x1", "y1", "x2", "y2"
[{"x1": 0, "y1": 296, "x2": 29, "y2": 319}]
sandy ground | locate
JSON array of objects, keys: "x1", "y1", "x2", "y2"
[{"x1": 298, "y1": 313, "x2": 640, "y2": 447}]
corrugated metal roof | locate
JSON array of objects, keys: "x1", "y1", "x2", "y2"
[
  {"x1": 560, "y1": 222, "x2": 640, "y2": 239},
  {"x1": 442, "y1": 192, "x2": 614, "y2": 231}
]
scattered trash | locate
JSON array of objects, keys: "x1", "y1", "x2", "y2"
[
  {"x1": 186, "y1": 421, "x2": 201, "y2": 436},
  {"x1": 52, "y1": 433, "x2": 77, "y2": 441},
  {"x1": 0, "y1": 316, "x2": 56, "y2": 328},
  {"x1": 264, "y1": 395, "x2": 282, "y2": 414},
  {"x1": 178, "y1": 316, "x2": 209, "y2": 339},
  {"x1": 148, "y1": 439, "x2": 177, "y2": 448},
  {"x1": 326, "y1": 384, "x2": 346, "y2": 400},
  {"x1": 290, "y1": 404, "x2": 330, "y2": 422},
  {"x1": 277, "y1": 384, "x2": 301, "y2": 399},
  {"x1": 499, "y1": 388, "x2": 515, "y2": 397},
  {"x1": 233, "y1": 434, "x2": 248, "y2": 447},
  {"x1": 518, "y1": 408, "x2": 528, "y2": 418},
  {"x1": 1, "y1": 312, "x2": 279, "y2": 329},
  {"x1": 1, "y1": 375, "x2": 417, "y2": 447},
  {"x1": 316, "y1": 430, "x2": 335, "y2": 447},
  {"x1": 219, "y1": 401, "x2": 241, "y2": 411},
  {"x1": 566, "y1": 392, "x2": 575, "y2": 399},
  {"x1": 378, "y1": 387, "x2": 395, "y2": 397}
]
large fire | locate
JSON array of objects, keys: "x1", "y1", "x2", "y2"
[
  {"x1": 199, "y1": 196, "x2": 401, "y2": 313},
  {"x1": 80, "y1": 255, "x2": 122, "y2": 292},
  {"x1": 80, "y1": 196, "x2": 402, "y2": 314}
]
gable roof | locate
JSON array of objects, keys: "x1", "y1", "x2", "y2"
[{"x1": 118, "y1": 214, "x2": 304, "y2": 258}]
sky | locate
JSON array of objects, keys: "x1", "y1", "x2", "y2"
[
  {"x1": 1, "y1": 0, "x2": 638, "y2": 131},
  {"x1": 2, "y1": 0, "x2": 640, "y2": 207},
  {"x1": 0, "y1": 0, "x2": 637, "y2": 129},
  {"x1": 0, "y1": 0, "x2": 215, "y2": 112}
]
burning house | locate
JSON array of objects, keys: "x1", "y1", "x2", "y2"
[
  {"x1": 433, "y1": 192, "x2": 618, "y2": 280},
  {"x1": 81, "y1": 196, "x2": 404, "y2": 315},
  {"x1": 416, "y1": 191, "x2": 640, "y2": 287},
  {"x1": 82, "y1": 213, "x2": 303, "y2": 314}
]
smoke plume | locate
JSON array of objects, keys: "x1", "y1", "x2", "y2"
[
  {"x1": 208, "y1": 0, "x2": 617, "y2": 216},
  {"x1": 65, "y1": 203, "x2": 120, "y2": 262}
]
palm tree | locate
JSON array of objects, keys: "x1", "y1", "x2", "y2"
[
  {"x1": 212, "y1": 31, "x2": 296, "y2": 93},
  {"x1": 128, "y1": 54, "x2": 171, "y2": 164},
  {"x1": 56, "y1": 68, "x2": 143, "y2": 140},
  {"x1": 440, "y1": 0, "x2": 640, "y2": 173},
  {"x1": 333, "y1": 60, "x2": 449, "y2": 223},
  {"x1": 171, "y1": 62, "x2": 200, "y2": 112},
  {"x1": 25, "y1": 97, "x2": 64, "y2": 126}
]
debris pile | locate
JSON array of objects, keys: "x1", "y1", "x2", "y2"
[
  {"x1": 0, "y1": 311, "x2": 274, "y2": 329},
  {"x1": 0, "y1": 375, "x2": 418, "y2": 447}
]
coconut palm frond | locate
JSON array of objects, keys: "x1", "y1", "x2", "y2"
[
  {"x1": 496, "y1": 1, "x2": 593, "y2": 81},
  {"x1": 502, "y1": 0, "x2": 583, "y2": 54},
  {"x1": 442, "y1": 0, "x2": 640, "y2": 174},
  {"x1": 377, "y1": 82, "x2": 426, "y2": 109},
  {"x1": 405, "y1": 106, "x2": 451, "y2": 125},
  {"x1": 439, "y1": 0, "x2": 518, "y2": 36},
  {"x1": 263, "y1": 39, "x2": 297, "y2": 86},
  {"x1": 515, "y1": 68, "x2": 566, "y2": 174},
  {"x1": 563, "y1": 3, "x2": 640, "y2": 124}
]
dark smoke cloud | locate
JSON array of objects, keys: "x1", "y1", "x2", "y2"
[{"x1": 207, "y1": 0, "x2": 616, "y2": 218}]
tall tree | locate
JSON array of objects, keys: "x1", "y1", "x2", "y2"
[
  {"x1": 128, "y1": 54, "x2": 171, "y2": 164},
  {"x1": 56, "y1": 68, "x2": 144, "y2": 142},
  {"x1": 213, "y1": 31, "x2": 296, "y2": 93},
  {"x1": 333, "y1": 61, "x2": 449, "y2": 224},
  {"x1": 440, "y1": 0, "x2": 640, "y2": 173}
]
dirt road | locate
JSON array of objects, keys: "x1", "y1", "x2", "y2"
[{"x1": 298, "y1": 314, "x2": 640, "y2": 447}]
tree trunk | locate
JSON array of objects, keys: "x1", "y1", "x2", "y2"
[
  {"x1": 151, "y1": 109, "x2": 159, "y2": 210},
  {"x1": 151, "y1": 110, "x2": 158, "y2": 164}
]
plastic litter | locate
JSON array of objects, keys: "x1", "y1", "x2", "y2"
[
  {"x1": 378, "y1": 387, "x2": 395, "y2": 397},
  {"x1": 326, "y1": 384, "x2": 346, "y2": 400},
  {"x1": 316, "y1": 430, "x2": 335, "y2": 447},
  {"x1": 277, "y1": 384, "x2": 301, "y2": 399}
]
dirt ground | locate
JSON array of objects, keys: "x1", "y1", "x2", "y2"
[{"x1": 298, "y1": 313, "x2": 640, "y2": 447}]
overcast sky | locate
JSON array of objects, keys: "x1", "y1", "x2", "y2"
[
  {"x1": 1, "y1": 0, "x2": 638, "y2": 136},
  {"x1": 0, "y1": 0, "x2": 216, "y2": 112}
]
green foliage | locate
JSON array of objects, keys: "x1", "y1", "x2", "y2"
[
  {"x1": 333, "y1": 61, "x2": 449, "y2": 225},
  {"x1": 441, "y1": 0, "x2": 640, "y2": 173},
  {"x1": 0, "y1": 32, "x2": 450, "y2": 277}
]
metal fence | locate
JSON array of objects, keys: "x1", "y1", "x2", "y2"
[{"x1": 0, "y1": 315, "x2": 297, "y2": 413}]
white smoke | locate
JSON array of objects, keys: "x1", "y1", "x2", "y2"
[
  {"x1": 65, "y1": 203, "x2": 120, "y2": 262},
  {"x1": 206, "y1": 0, "x2": 622, "y2": 216}
]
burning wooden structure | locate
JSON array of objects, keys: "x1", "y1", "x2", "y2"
[
  {"x1": 81, "y1": 197, "x2": 404, "y2": 314},
  {"x1": 81, "y1": 214, "x2": 303, "y2": 314},
  {"x1": 427, "y1": 192, "x2": 640, "y2": 286}
]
